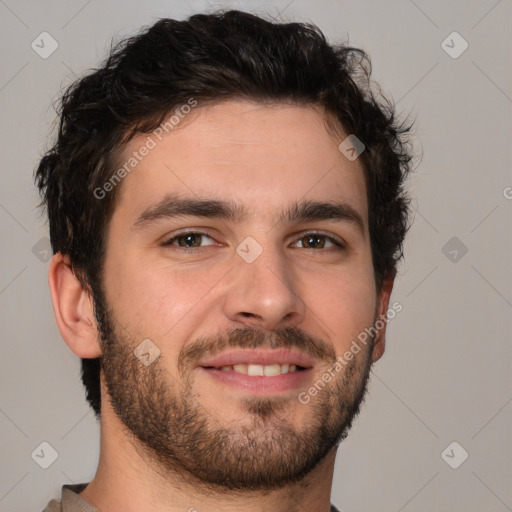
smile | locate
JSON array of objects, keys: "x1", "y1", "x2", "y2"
[{"x1": 205, "y1": 363, "x2": 304, "y2": 376}]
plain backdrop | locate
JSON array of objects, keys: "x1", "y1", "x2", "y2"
[{"x1": 0, "y1": 1, "x2": 511, "y2": 511}]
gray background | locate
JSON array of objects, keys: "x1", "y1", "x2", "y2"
[{"x1": 1, "y1": 1, "x2": 511, "y2": 511}]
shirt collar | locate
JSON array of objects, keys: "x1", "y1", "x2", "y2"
[{"x1": 61, "y1": 484, "x2": 98, "y2": 512}]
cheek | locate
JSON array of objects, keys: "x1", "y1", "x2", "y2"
[
  {"x1": 104, "y1": 254, "x2": 225, "y2": 337},
  {"x1": 308, "y1": 261, "x2": 377, "y2": 352}
]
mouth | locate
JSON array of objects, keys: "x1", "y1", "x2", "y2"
[
  {"x1": 196, "y1": 349, "x2": 314, "y2": 394},
  {"x1": 201, "y1": 362, "x2": 307, "y2": 376}
]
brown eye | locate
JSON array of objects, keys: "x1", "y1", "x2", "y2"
[
  {"x1": 292, "y1": 233, "x2": 343, "y2": 250},
  {"x1": 301, "y1": 234, "x2": 325, "y2": 249},
  {"x1": 176, "y1": 233, "x2": 202, "y2": 247},
  {"x1": 162, "y1": 232, "x2": 215, "y2": 249}
]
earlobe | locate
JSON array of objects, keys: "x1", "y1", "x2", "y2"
[
  {"x1": 371, "y1": 276, "x2": 395, "y2": 363},
  {"x1": 48, "y1": 253, "x2": 101, "y2": 358}
]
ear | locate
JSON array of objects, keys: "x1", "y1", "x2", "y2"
[
  {"x1": 48, "y1": 253, "x2": 101, "y2": 358},
  {"x1": 371, "y1": 276, "x2": 395, "y2": 363}
]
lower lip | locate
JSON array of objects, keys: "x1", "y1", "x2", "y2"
[{"x1": 197, "y1": 367, "x2": 313, "y2": 394}]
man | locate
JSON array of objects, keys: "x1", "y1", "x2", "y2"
[{"x1": 36, "y1": 9, "x2": 413, "y2": 512}]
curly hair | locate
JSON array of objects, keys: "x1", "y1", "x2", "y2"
[{"x1": 35, "y1": 9, "x2": 414, "y2": 419}]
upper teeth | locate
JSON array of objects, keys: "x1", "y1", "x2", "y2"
[{"x1": 219, "y1": 363, "x2": 298, "y2": 376}]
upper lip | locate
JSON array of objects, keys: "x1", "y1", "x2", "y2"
[{"x1": 197, "y1": 348, "x2": 315, "y2": 369}]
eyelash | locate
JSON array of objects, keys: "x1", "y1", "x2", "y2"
[{"x1": 160, "y1": 231, "x2": 345, "y2": 251}]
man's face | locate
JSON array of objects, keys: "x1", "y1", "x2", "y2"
[{"x1": 97, "y1": 100, "x2": 383, "y2": 490}]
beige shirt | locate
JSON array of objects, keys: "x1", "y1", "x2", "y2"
[
  {"x1": 42, "y1": 483, "x2": 341, "y2": 511},
  {"x1": 42, "y1": 484, "x2": 97, "y2": 512}
]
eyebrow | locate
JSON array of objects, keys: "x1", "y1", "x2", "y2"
[{"x1": 132, "y1": 194, "x2": 366, "y2": 236}]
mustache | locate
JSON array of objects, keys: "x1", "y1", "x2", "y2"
[{"x1": 178, "y1": 325, "x2": 337, "y2": 372}]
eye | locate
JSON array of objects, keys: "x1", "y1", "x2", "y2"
[
  {"x1": 161, "y1": 231, "x2": 345, "y2": 251},
  {"x1": 292, "y1": 233, "x2": 345, "y2": 250},
  {"x1": 161, "y1": 231, "x2": 215, "y2": 249}
]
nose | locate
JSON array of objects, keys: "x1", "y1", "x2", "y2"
[{"x1": 222, "y1": 241, "x2": 306, "y2": 331}]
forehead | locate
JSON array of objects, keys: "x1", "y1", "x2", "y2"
[{"x1": 112, "y1": 99, "x2": 368, "y2": 228}]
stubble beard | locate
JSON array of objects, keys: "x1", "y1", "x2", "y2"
[{"x1": 95, "y1": 290, "x2": 375, "y2": 492}]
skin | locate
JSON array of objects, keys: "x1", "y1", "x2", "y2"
[{"x1": 48, "y1": 99, "x2": 394, "y2": 512}]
